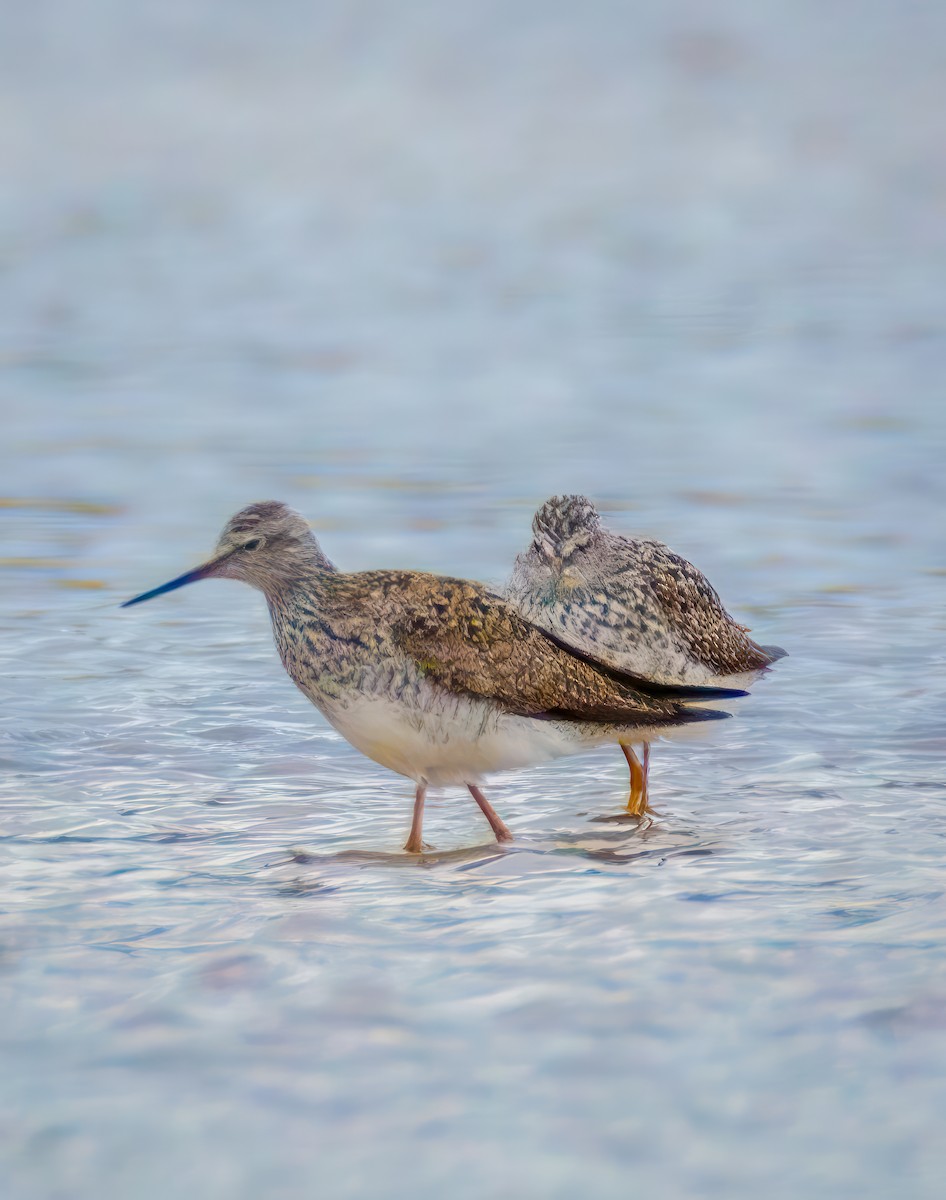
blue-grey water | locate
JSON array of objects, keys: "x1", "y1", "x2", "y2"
[{"x1": 2, "y1": 3, "x2": 946, "y2": 1198}]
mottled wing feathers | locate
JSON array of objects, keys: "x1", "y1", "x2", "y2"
[
  {"x1": 530, "y1": 622, "x2": 749, "y2": 701},
  {"x1": 386, "y1": 573, "x2": 723, "y2": 726},
  {"x1": 638, "y1": 542, "x2": 728, "y2": 619},
  {"x1": 617, "y1": 538, "x2": 776, "y2": 674}
]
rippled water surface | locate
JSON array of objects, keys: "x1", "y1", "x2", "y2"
[{"x1": 2, "y1": 4, "x2": 946, "y2": 1198}]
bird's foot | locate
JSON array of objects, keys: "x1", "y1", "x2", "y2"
[{"x1": 402, "y1": 838, "x2": 436, "y2": 854}]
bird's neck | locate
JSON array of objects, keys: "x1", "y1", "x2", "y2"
[
  {"x1": 258, "y1": 545, "x2": 336, "y2": 610},
  {"x1": 264, "y1": 566, "x2": 343, "y2": 695}
]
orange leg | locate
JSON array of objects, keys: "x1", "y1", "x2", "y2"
[
  {"x1": 621, "y1": 744, "x2": 651, "y2": 817},
  {"x1": 404, "y1": 783, "x2": 426, "y2": 853},
  {"x1": 467, "y1": 784, "x2": 513, "y2": 843}
]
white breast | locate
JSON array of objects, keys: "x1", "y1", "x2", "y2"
[
  {"x1": 298, "y1": 670, "x2": 710, "y2": 788},
  {"x1": 319, "y1": 688, "x2": 596, "y2": 786}
]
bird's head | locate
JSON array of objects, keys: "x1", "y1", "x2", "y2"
[
  {"x1": 121, "y1": 501, "x2": 333, "y2": 608},
  {"x1": 508, "y1": 494, "x2": 602, "y2": 600}
]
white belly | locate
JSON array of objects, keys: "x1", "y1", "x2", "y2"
[{"x1": 319, "y1": 690, "x2": 634, "y2": 787}]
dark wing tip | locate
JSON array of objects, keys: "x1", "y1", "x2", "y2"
[
  {"x1": 535, "y1": 703, "x2": 732, "y2": 726},
  {"x1": 676, "y1": 705, "x2": 732, "y2": 723},
  {"x1": 532, "y1": 624, "x2": 749, "y2": 700},
  {"x1": 760, "y1": 644, "x2": 788, "y2": 664},
  {"x1": 658, "y1": 682, "x2": 749, "y2": 700}
]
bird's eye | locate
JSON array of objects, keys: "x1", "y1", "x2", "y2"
[{"x1": 243, "y1": 537, "x2": 264, "y2": 552}]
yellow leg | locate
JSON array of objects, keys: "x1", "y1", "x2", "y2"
[{"x1": 621, "y1": 744, "x2": 650, "y2": 817}]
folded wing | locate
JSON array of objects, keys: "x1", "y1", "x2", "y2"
[{"x1": 393, "y1": 576, "x2": 742, "y2": 726}]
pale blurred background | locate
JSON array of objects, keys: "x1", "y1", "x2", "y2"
[{"x1": 1, "y1": 3, "x2": 945, "y2": 1199}]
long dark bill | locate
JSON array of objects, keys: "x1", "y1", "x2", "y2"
[{"x1": 120, "y1": 561, "x2": 218, "y2": 608}]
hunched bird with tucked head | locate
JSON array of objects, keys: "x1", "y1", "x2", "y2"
[
  {"x1": 122, "y1": 502, "x2": 748, "y2": 852},
  {"x1": 505, "y1": 494, "x2": 786, "y2": 815}
]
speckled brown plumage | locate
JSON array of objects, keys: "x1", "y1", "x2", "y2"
[
  {"x1": 507, "y1": 494, "x2": 786, "y2": 685},
  {"x1": 506, "y1": 494, "x2": 785, "y2": 817},
  {"x1": 123, "y1": 501, "x2": 745, "y2": 849},
  {"x1": 270, "y1": 567, "x2": 734, "y2": 726}
]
